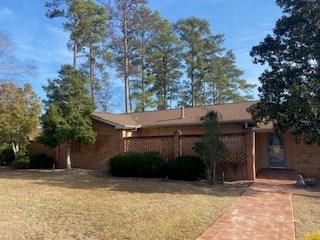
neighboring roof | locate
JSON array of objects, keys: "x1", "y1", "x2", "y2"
[
  {"x1": 27, "y1": 128, "x2": 43, "y2": 141},
  {"x1": 92, "y1": 101, "x2": 257, "y2": 129},
  {"x1": 254, "y1": 122, "x2": 274, "y2": 132}
]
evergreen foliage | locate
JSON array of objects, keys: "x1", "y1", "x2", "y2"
[{"x1": 250, "y1": 0, "x2": 320, "y2": 143}]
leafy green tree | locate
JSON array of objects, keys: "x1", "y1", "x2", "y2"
[
  {"x1": 40, "y1": 65, "x2": 96, "y2": 169},
  {"x1": 250, "y1": 0, "x2": 320, "y2": 143},
  {"x1": 147, "y1": 19, "x2": 182, "y2": 110},
  {"x1": 175, "y1": 17, "x2": 210, "y2": 107},
  {"x1": 0, "y1": 82, "x2": 41, "y2": 158},
  {"x1": 193, "y1": 111, "x2": 226, "y2": 184}
]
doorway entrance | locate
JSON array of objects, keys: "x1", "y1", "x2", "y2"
[{"x1": 268, "y1": 134, "x2": 286, "y2": 168}]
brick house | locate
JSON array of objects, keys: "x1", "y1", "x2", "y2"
[{"x1": 29, "y1": 101, "x2": 320, "y2": 180}]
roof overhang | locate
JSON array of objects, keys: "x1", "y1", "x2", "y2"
[
  {"x1": 91, "y1": 115, "x2": 140, "y2": 130},
  {"x1": 140, "y1": 119, "x2": 254, "y2": 129}
]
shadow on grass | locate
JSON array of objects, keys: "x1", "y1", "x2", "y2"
[{"x1": 0, "y1": 168, "x2": 249, "y2": 197}]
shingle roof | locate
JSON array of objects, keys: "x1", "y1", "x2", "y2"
[{"x1": 92, "y1": 101, "x2": 257, "y2": 129}]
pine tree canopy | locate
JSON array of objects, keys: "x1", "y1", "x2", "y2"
[{"x1": 40, "y1": 65, "x2": 96, "y2": 147}]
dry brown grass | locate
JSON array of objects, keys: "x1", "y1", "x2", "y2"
[
  {"x1": 293, "y1": 193, "x2": 320, "y2": 240},
  {"x1": 0, "y1": 168, "x2": 247, "y2": 240}
]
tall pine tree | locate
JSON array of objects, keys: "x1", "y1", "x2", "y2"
[
  {"x1": 110, "y1": 0, "x2": 147, "y2": 113},
  {"x1": 76, "y1": 0, "x2": 108, "y2": 103},
  {"x1": 130, "y1": 7, "x2": 161, "y2": 112},
  {"x1": 176, "y1": 17, "x2": 210, "y2": 107},
  {"x1": 205, "y1": 51, "x2": 256, "y2": 104},
  {"x1": 46, "y1": 0, "x2": 82, "y2": 68},
  {"x1": 147, "y1": 19, "x2": 182, "y2": 110}
]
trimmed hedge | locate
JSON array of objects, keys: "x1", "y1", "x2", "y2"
[
  {"x1": 0, "y1": 147, "x2": 15, "y2": 166},
  {"x1": 11, "y1": 156, "x2": 30, "y2": 169},
  {"x1": 29, "y1": 154, "x2": 54, "y2": 169},
  {"x1": 110, "y1": 152, "x2": 167, "y2": 178},
  {"x1": 168, "y1": 155, "x2": 204, "y2": 181}
]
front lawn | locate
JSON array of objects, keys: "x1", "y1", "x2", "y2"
[
  {"x1": 0, "y1": 169, "x2": 247, "y2": 240},
  {"x1": 293, "y1": 193, "x2": 320, "y2": 240}
]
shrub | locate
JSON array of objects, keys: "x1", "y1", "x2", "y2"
[
  {"x1": 0, "y1": 147, "x2": 15, "y2": 166},
  {"x1": 168, "y1": 155, "x2": 204, "y2": 181},
  {"x1": 110, "y1": 152, "x2": 140, "y2": 177},
  {"x1": 11, "y1": 156, "x2": 30, "y2": 169},
  {"x1": 304, "y1": 232, "x2": 320, "y2": 240},
  {"x1": 110, "y1": 152, "x2": 167, "y2": 178},
  {"x1": 29, "y1": 154, "x2": 54, "y2": 169},
  {"x1": 137, "y1": 152, "x2": 167, "y2": 178}
]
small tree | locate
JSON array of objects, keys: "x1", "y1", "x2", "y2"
[
  {"x1": 193, "y1": 111, "x2": 226, "y2": 184},
  {"x1": 0, "y1": 82, "x2": 41, "y2": 158},
  {"x1": 40, "y1": 65, "x2": 96, "y2": 169}
]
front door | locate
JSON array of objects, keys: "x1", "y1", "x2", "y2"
[{"x1": 268, "y1": 134, "x2": 286, "y2": 168}]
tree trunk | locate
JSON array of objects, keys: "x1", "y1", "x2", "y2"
[
  {"x1": 212, "y1": 160, "x2": 216, "y2": 185},
  {"x1": 212, "y1": 83, "x2": 215, "y2": 105},
  {"x1": 129, "y1": 85, "x2": 133, "y2": 112},
  {"x1": 163, "y1": 84, "x2": 167, "y2": 110},
  {"x1": 73, "y1": 41, "x2": 78, "y2": 68},
  {"x1": 141, "y1": 33, "x2": 145, "y2": 112},
  {"x1": 11, "y1": 142, "x2": 19, "y2": 159},
  {"x1": 191, "y1": 46, "x2": 195, "y2": 107},
  {"x1": 162, "y1": 57, "x2": 168, "y2": 110},
  {"x1": 89, "y1": 42, "x2": 95, "y2": 103},
  {"x1": 123, "y1": 15, "x2": 130, "y2": 113},
  {"x1": 66, "y1": 143, "x2": 72, "y2": 170},
  {"x1": 169, "y1": 89, "x2": 172, "y2": 109}
]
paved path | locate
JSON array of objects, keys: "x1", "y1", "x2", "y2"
[{"x1": 197, "y1": 171, "x2": 298, "y2": 240}]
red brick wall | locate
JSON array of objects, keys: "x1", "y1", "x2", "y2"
[
  {"x1": 285, "y1": 133, "x2": 320, "y2": 178},
  {"x1": 30, "y1": 120, "x2": 123, "y2": 170},
  {"x1": 124, "y1": 136, "x2": 175, "y2": 160},
  {"x1": 28, "y1": 120, "x2": 256, "y2": 180},
  {"x1": 69, "y1": 120, "x2": 123, "y2": 170},
  {"x1": 28, "y1": 142, "x2": 56, "y2": 160},
  {"x1": 123, "y1": 129, "x2": 254, "y2": 181}
]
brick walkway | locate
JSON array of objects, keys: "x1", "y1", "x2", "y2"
[{"x1": 197, "y1": 170, "x2": 298, "y2": 240}]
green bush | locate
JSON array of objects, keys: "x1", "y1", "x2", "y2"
[
  {"x1": 110, "y1": 152, "x2": 140, "y2": 177},
  {"x1": 11, "y1": 156, "x2": 30, "y2": 169},
  {"x1": 0, "y1": 147, "x2": 15, "y2": 166},
  {"x1": 137, "y1": 152, "x2": 167, "y2": 177},
  {"x1": 29, "y1": 154, "x2": 54, "y2": 169},
  {"x1": 110, "y1": 152, "x2": 167, "y2": 178},
  {"x1": 168, "y1": 155, "x2": 204, "y2": 181}
]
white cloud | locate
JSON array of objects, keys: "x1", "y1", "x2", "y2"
[
  {"x1": 0, "y1": 7, "x2": 13, "y2": 20},
  {"x1": 45, "y1": 25, "x2": 68, "y2": 39}
]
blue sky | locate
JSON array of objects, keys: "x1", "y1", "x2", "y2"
[{"x1": 0, "y1": 0, "x2": 282, "y2": 111}]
